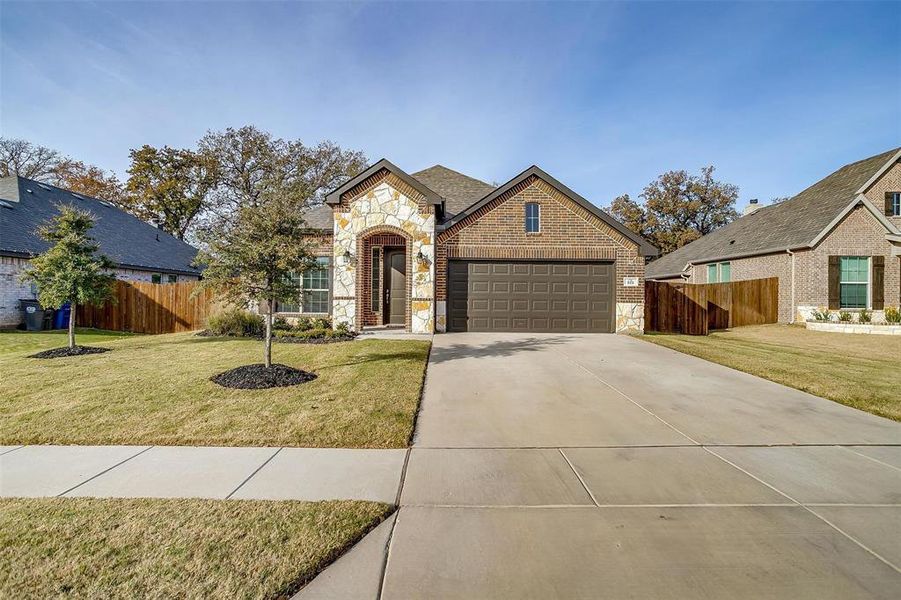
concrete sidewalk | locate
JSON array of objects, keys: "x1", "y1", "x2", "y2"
[{"x1": 0, "y1": 445, "x2": 406, "y2": 502}]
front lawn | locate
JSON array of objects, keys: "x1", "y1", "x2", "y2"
[
  {"x1": 0, "y1": 497, "x2": 391, "y2": 598},
  {"x1": 641, "y1": 324, "x2": 900, "y2": 421},
  {"x1": 0, "y1": 327, "x2": 134, "y2": 356},
  {"x1": 0, "y1": 330, "x2": 430, "y2": 447}
]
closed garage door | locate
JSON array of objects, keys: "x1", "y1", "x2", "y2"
[{"x1": 448, "y1": 260, "x2": 614, "y2": 332}]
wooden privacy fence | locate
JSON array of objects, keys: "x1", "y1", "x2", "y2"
[
  {"x1": 644, "y1": 277, "x2": 778, "y2": 335},
  {"x1": 76, "y1": 280, "x2": 215, "y2": 334}
]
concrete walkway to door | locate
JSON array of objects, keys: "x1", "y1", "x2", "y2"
[{"x1": 300, "y1": 332, "x2": 901, "y2": 600}]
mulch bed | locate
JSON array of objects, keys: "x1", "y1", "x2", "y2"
[
  {"x1": 210, "y1": 363, "x2": 317, "y2": 389},
  {"x1": 28, "y1": 346, "x2": 111, "y2": 359}
]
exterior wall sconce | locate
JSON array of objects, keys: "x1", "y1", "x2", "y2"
[
  {"x1": 342, "y1": 250, "x2": 355, "y2": 266},
  {"x1": 416, "y1": 250, "x2": 432, "y2": 267}
]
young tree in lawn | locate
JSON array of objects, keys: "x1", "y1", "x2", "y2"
[
  {"x1": 195, "y1": 194, "x2": 316, "y2": 368},
  {"x1": 20, "y1": 206, "x2": 116, "y2": 349}
]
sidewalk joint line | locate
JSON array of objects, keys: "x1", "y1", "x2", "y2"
[
  {"x1": 225, "y1": 447, "x2": 282, "y2": 500},
  {"x1": 377, "y1": 510, "x2": 401, "y2": 600},
  {"x1": 0, "y1": 445, "x2": 25, "y2": 456},
  {"x1": 839, "y1": 446, "x2": 901, "y2": 473},
  {"x1": 703, "y1": 446, "x2": 900, "y2": 573},
  {"x1": 558, "y1": 448, "x2": 599, "y2": 507},
  {"x1": 57, "y1": 445, "x2": 155, "y2": 497},
  {"x1": 394, "y1": 448, "x2": 412, "y2": 506}
]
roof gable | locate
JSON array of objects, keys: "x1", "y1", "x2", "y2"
[
  {"x1": 325, "y1": 159, "x2": 443, "y2": 206},
  {"x1": 440, "y1": 165, "x2": 658, "y2": 256},
  {"x1": 646, "y1": 147, "x2": 901, "y2": 279},
  {"x1": 410, "y1": 165, "x2": 495, "y2": 219},
  {"x1": 0, "y1": 176, "x2": 201, "y2": 275}
]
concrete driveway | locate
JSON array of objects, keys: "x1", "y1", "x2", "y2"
[{"x1": 302, "y1": 333, "x2": 901, "y2": 599}]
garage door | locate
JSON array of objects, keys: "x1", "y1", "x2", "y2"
[{"x1": 448, "y1": 260, "x2": 614, "y2": 332}]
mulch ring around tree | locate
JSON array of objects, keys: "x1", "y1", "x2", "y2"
[
  {"x1": 210, "y1": 363, "x2": 318, "y2": 389},
  {"x1": 28, "y1": 346, "x2": 112, "y2": 359}
]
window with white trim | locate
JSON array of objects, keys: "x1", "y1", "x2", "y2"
[
  {"x1": 892, "y1": 192, "x2": 900, "y2": 217},
  {"x1": 525, "y1": 203, "x2": 540, "y2": 233},
  {"x1": 276, "y1": 257, "x2": 330, "y2": 313},
  {"x1": 839, "y1": 256, "x2": 869, "y2": 309},
  {"x1": 302, "y1": 257, "x2": 330, "y2": 313},
  {"x1": 706, "y1": 262, "x2": 731, "y2": 283}
]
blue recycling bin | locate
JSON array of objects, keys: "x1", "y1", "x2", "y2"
[{"x1": 54, "y1": 302, "x2": 71, "y2": 329}]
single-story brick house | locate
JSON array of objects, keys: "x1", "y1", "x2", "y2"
[
  {"x1": 646, "y1": 147, "x2": 901, "y2": 323},
  {"x1": 0, "y1": 175, "x2": 201, "y2": 327},
  {"x1": 290, "y1": 160, "x2": 657, "y2": 334}
]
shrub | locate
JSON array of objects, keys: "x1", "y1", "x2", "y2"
[
  {"x1": 207, "y1": 309, "x2": 264, "y2": 337},
  {"x1": 838, "y1": 311, "x2": 852, "y2": 322},
  {"x1": 291, "y1": 316, "x2": 331, "y2": 331},
  {"x1": 273, "y1": 327, "x2": 355, "y2": 342},
  {"x1": 335, "y1": 321, "x2": 350, "y2": 335},
  {"x1": 809, "y1": 307, "x2": 831, "y2": 322},
  {"x1": 885, "y1": 306, "x2": 901, "y2": 324},
  {"x1": 272, "y1": 316, "x2": 292, "y2": 331},
  {"x1": 858, "y1": 309, "x2": 871, "y2": 324}
]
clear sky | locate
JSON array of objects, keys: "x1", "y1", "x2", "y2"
[{"x1": 1, "y1": 1, "x2": 898, "y2": 208}]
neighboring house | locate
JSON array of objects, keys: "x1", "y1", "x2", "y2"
[
  {"x1": 0, "y1": 175, "x2": 202, "y2": 327},
  {"x1": 290, "y1": 160, "x2": 657, "y2": 334},
  {"x1": 646, "y1": 147, "x2": 901, "y2": 323}
]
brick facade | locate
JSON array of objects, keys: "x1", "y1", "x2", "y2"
[
  {"x1": 685, "y1": 205, "x2": 900, "y2": 323},
  {"x1": 0, "y1": 255, "x2": 199, "y2": 328},
  {"x1": 436, "y1": 176, "x2": 647, "y2": 332},
  {"x1": 864, "y1": 160, "x2": 901, "y2": 229}
]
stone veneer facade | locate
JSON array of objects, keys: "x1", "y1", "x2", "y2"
[
  {"x1": 436, "y1": 175, "x2": 647, "y2": 333},
  {"x1": 0, "y1": 255, "x2": 198, "y2": 327},
  {"x1": 331, "y1": 174, "x2": 436, "y2": 334}
]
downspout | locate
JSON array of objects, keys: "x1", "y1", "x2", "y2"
[{"x1": 786, "y1": 249, "x2": 796, "y2": 324}]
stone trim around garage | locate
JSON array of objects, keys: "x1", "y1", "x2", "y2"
[{"x1": 806, "y1": 321, "x2": 901, "y2": 335}]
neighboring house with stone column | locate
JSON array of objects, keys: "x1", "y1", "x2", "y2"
[
  {"x1": 646, "y1": 147, "x2": 901, "y2": 323},
  {"x1": 0, "y1": 175, "x2": 201, "y2": 327},
  {"x1": 288, "y1": 159, "x2": 657, "y2": 334}
]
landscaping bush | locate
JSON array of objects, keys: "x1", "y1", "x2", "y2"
[
  {"x1": 885, "y1": 306, "x2": 901, "y2": 324},
  {"x1": 838, "y1": 311, "x2": 852, "y2": 323},
  {"x1": 858, "y1": 309, "x2": 871, "y2": 324},
  {"x1": 291, "y1": 316, "x2": 332, "y2": 331},
  {"x1": 272, "y1": 316, "x2": 293, "y2": 331},
  {"x1": 809, "y1": 307, "x2": 832, "y2": 322},
  {"x1": 273, "y1": 328, "x2": 356, "y2": 344},
  {"x1": 207, "y1": 309, "x2": 264, "y2": 337}
]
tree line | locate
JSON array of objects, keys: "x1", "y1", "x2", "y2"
[{"x1": 0, "y1": 127, "x2": 367, "y2": 242}]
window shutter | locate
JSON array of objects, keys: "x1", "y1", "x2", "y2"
[
  {"x1": 872, "y1": 256, "x2": 885, "y2": 310},
  {"x1": 827, "y1": 256, "x2": 840, "y2": 310},
  {"x1": 886, "y1": 192, "x2": 894, "y2": 216}
]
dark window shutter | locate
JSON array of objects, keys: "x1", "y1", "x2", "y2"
[
  {"x1": 886, "y1": 192, "x2": 894, "y2": 216},
  {"x1": 872, "y1": 256, "x2": 885, "y2": 310},
  {"x1": 827, "y1": 256, "x2": 840, "y2": 310}
]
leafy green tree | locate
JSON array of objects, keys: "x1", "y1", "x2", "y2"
[
  {"x1": 609, "y1": 166, "x2": 739, "y2": 254},
  {"x1": 197, "y1": 126, "x2": 366, "y2": 216},
  {"x1": 21, "y1": 206, "x2": 116, "y2": 349},
  {"x1": 195, "y1": 193, "x2": 317, "y2": 368},
  {"x1": 125, "y1": 145, "x2": 218, "y2": 240}
]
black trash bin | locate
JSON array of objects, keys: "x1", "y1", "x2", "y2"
[{"x1": 20, "y1": 299, "x2": 46, "y2": 331}]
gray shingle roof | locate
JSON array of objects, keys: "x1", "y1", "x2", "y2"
[
  {"x1": 411, "y1": 165, "x2": 496, "y2": 219},
  {"x1": 300, "y1": 203, "x2": 334, "y2": 231},
  {"x1": 646, "y1": 147, "x2": 900, "y2": 279},
  {"x1": 0, "y1": 176, "x2": 201, "y2": 275}
]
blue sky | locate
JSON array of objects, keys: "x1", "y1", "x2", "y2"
[{"x1": 2, "y1": 1, "x2": 898, "y2": 208}]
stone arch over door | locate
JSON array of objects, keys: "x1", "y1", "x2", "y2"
[{"x1": 356, "y1": 225, "x2": 413, "y2": 331}]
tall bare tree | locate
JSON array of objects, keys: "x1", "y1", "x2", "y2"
[{"x1": 0, "y1": 138, "x2": 65, "y2": 180}]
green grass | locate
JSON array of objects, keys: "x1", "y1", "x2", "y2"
[
  {"x1": 641, "y1": 324, "x2": 900, "y2": 421},
  {"x1": 0, "y1": 328, "x2": 134, "y2": 356},
  {"x1": 0, "y1": 497, "x2": 391, "y2": 599},
  {"x1": 0, "y1": 330, "x2": 430, "y2": 447}
]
